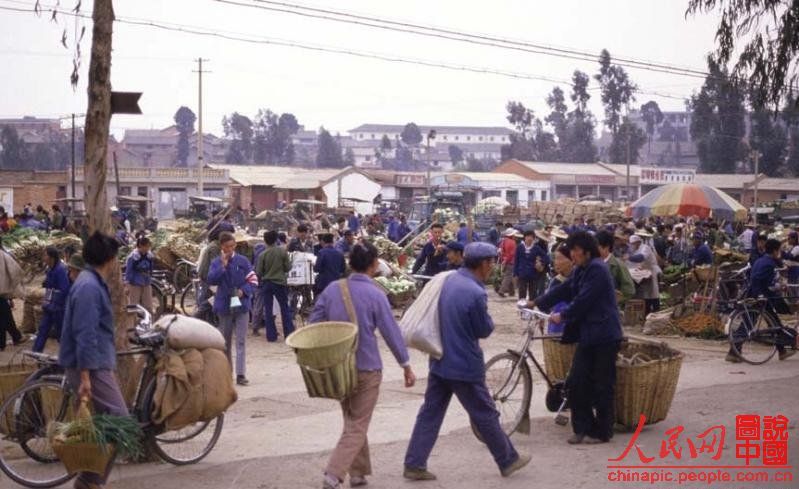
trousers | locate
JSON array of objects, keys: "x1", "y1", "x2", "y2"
[
  {"x1": 32, "y1": 310, "x2": 62, "y2": 353},
  {"x1": 0, "y1": 298, "x2": 22, "y2": 349},
  {"x1": 128, "y1": 284, "x2": 153, "y2": 314},
  {"x1": 263, "y1": 282, "x2": 294, "y2": 341},
  {"x1": 568, "y1": 341, "x2": 620, "y2": 441},
  {"x1": 326, "y1": 371, "x2": 382, "y2": 481},
  {"x1": 499, "y1": 264, "x2": 515, "y2": 295},
  {"x1": 405, "y1": 373, "x2": 519, "y2": 471},
  {"x1": 65, "y1": 369, "x2": 129, "y2": 486},
  {"x1": 218, "y1": 311, "x2": 248, "y2": 376},
  {"x1": 517, "y1": 277, "x2": 536, "y2": 300}
]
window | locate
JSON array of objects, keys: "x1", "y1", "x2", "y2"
[
  {"x1": 371, "y1": 134, "x2": 375, "y2": 139},
  {"x1": 443, "y1": 135, "x2": 448, "y2": 141},
  {"x1": 454, "y1": 136, "x2": 459, "y2": 141},
  {"x1": 119, "y1": 186, "x2": 132, "y2": 196},
  {"x1": 358, "y1": 134, "x2": 363, "y2": 139},
  {"x1": 489, "y1": 136, "x2": 494, "y2": 141},
  {"x1": 467, "y1": 136, "x2": 471, "y2": 141},
  {"x1": 479, "y1": 136, "x2": 484, "y2": 141},
  {"x1": 137, "y1": 186, "x2": 148, "y2": 197}
]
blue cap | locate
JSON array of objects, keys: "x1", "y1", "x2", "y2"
[
  {"x1": 446, "y1": 241, "x2": 465, "y2": 252},
  {"x1": 464, "y1": 242, "x2": 497, "y2": 260}
]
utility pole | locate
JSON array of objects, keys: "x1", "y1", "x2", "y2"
[
  {"x1": 625, "y1": 129, "x2": 632, "y2": 202},
  {"x1": 70, "y1": 113, "x2": 76, "y2": 199},
  {"x1": 194, "y1": 58, "x2": 210, "y2": 195},
  {"x1": 752, "y1": 150, "x2": 760, "y2": 220},
  {"x1": 426, "y1": 129, "x2": 436, "y2": 197}
]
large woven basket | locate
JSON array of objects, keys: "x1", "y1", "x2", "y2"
[
  {"x1": 387, "y1": 289, "x2": 416, "y2": 309},
  {"x1": 615, "y1": 341, "x2": 683, "y2": 429},
  {"x1": 0, "y1": 363, "x2": 36, "y2": 434},
  {"x1": 286, "y1": 322, "x2": 358, "y2": 400},
  {"x1": 52, "y1": 440, "x2": 115, "y2": 475},
  {"x1": 22, "y1": 301, "x2": 44, "y2": 335},
  {"x1": 541, "y1": 339, "x2": 576, "y2": 382}
]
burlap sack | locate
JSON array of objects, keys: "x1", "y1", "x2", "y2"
[
  {"x1": 153, "y1": 349, "x2": 205, "y2": 431},
  {"x1": 200, "y1": 349, "x2": 237, "y2": 421}
]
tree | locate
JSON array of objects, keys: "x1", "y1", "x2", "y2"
[
  {"x1": 343, "y1": 147, "x2": 356, "y2": 166},
  {"x1": 749, "y1": 108, "x2": 788, "y2": 176},
  {"x1": 607, "y1": 117, "x2": 647, "y2": 164},
  {"x1": 0, "y1": 126, "x2": 29, "y2": 169},
  {"x1": 316, "y1": 127, "x2": 344, "y2": 168},
  {"x1": 595, "y1": 50, "x2": 638, "y2": 136},
  {"x1": 689, "y1": 57, "x2": 747, "y2": 173},
  {"x1": 222, "y1": 112, "x2": 254, "y2": 164},
  {"x1": 545, "y1": 86, "x2": 569, "y2": 147},
  {"x1": 561, "y1": 71, "x2": 598, "y2": 163},
  {"x1": 782, "y1": 96, "x2": 799, "y2": 176},
  {"x1": 448, "y1": 145, "x2": 464, "y2": 167},
  {"x1": 465, "y1": 156, "x2": 485, "y2": 172},
  {"x1": 687, "y1": 0, "x2": 799, "y2": 110},
  {"x1": 640, "y1": 101, "x2": 664, "y2": 155},
  {"x1": 380, "y1": 134, "x2": 392, "y2": 152},
  {"x1": 506, "y1": 101, "x2": 534, "y2": 137},
  {"x1": 251, "y1": 110, "x2": 299, "y2": 165},
  {"x1": 173, "y1": 106, "x2": 196, "y2": 167},
  {"x1": 400, "y1": 123, "x2": 423, "y2": 146}
]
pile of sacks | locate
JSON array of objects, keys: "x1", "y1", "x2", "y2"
[{"x1": 151, "y1": 315, "x2": 238, "y2": 430}]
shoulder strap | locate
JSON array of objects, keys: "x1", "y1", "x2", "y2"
[{"x1": 338, "y1": 278, "x2": 358, "y2": 324}]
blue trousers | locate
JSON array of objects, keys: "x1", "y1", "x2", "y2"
[
  {"x1": 263, "y1": 281, "x2": 294, "y2": 341},
  {"x1": 33, "y1": 310, "x2": 62, "y2": 353},
  {"x1": 404, "y1": 373, "x2": 519, "y2": 471}
]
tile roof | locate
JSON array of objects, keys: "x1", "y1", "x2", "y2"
[
  {"x1": 448, "y1": 172, "x2": 531, "y2": 182},
  {"x1": 209, "y1": 164, "x2": 361, "y2": 189},
  {"x1": 349, "y1": 124, "x2": 513, "y2": 136}
]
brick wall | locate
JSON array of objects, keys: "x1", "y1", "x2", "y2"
[{"x1": 0, "y1": 170, "x2": 67, "y2": 214}]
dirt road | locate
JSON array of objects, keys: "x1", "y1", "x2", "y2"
[{"x1": 2, "y1": 295, "x2": 797, "y2": 489}]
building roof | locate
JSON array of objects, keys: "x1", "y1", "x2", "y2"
[
  {"x1": 511, "y1": 160, "x2": 617, "y2": 176},
  {"x1": 597, "y1": 163, "x2": 642, "y2": 177},
  {"x1": 349, "y1": 124, "x2": 512, "y2": 136},
  {"x1": 453, "y1": 142, "x2": 505, "y2": 153},
  {"x1": 209, "y1": 164, "x2": 368, "y2": 189},
  {"x1": 447, "y1": 172, "x2": 530, "y2": 182},
  {"x1": 694, "y1": 173, "x2": 758, "y2": 189}
]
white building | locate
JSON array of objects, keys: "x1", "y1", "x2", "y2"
[{"x1": 429, "y1": 171, "x2": 549, "y2": 208}]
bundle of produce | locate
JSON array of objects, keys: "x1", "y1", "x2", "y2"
[
  {"x1": 662, "y1": 264, "x2": 688, "y2": 285},
  {"x1": 170, "y1": 220, "x2": 205, "y2": 242},
  {"x1": 47, "y1": 232, "x2": 83, "y2": 255},
  {"x1": 49, "y1": 400, "x2": 144, "y2": 473},
  {"x1": 714, "y1": 248, "x2": 748, "y2": 265},
  {"x1": 368, "y1": 236, "x2": 402, "y2": 262},
  {"x1": 374, "y1": 276, "x2": 417, "y2": 308},
  {"x1": 150, "y1": 228, "x2": 172, "y2": 250},
  {"x1": 165, "y1": 234, "x2": 201, "y2": 263},
  {"x1": 674, "y1": 311, "x2": 722, "y2": 336},
  {"x1": 431, "y1": 208, "x2": 462, "y2": 226},
  {"x1": 251, "y1": 210, "x2": 299, "y2": 231},
  {"x1": 3, "y1": 229, "x2": 49, "y2": 276}
]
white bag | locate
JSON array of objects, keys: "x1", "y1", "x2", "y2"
[
  {"x1": 0, "y1": 251, "x2": 24, "y2": 299},
  {"x1": 154, "y1": 314, "x2": 226, "y2": 351},
  {"x1": 398, "y1": 271, "x2": 455, "y2": 359}
]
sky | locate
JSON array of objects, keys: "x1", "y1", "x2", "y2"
[{"x1": 0, "y1": 0, "x2": 722, "y2": 139}]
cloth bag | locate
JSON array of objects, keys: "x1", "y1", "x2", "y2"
[
  {"x1": 398, "y1": 270, "x2": 454, "y2": 359},
  {"x1": 0, "y1": 251, "x2": 24, "y2": 299},
  {"x1": 154, "y1": 314, "x2": 226, "y2": 351}
]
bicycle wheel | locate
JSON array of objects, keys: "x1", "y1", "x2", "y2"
[
  {"x1": 728, "y1": 308, "x2": 780, "y2": 364},
  {"x1": 142, "y1": 380, "x2": 223, "y2": 465},
  {"x1": 180, "y1": 282, "x2": 199, "y2": 316},
  {"x1": 151, "y1": 283, "x2": 167, "y2": 320},
  {"x1": 475, "y1": 352, "x2": 532, "y2": 439},
  {"x1": 173, "y1": 262, "x2": 193, "y2": 291},
  {"x1": 0, "y1": 380, "x2": 76, "y2": 488}
]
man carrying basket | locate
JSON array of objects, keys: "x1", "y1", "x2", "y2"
[{"x1": 309, "y1": 241, "x2": 416, "y2": 489}]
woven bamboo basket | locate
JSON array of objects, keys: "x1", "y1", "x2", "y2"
[
  {"x1": 0, "y1": 363, "x2": 36, "y2": 434},
  {"x1": 693, "y1": 266, "x2": 717, "y2": 283},
  {"x1": 615, "y1": 341, "x2": 683, "y2": 429},
  {"x1": 52, "y1": 441, "x2": 115, "y2": 475},
  {"x1": 387, "y1": 289, "x2": 416, "y2": 309},
  {"x1": 541, "y1": 339, "x2": 576, "y2": 382},
  {"x1": 286, "y1": 322, "x2": 358, "y2": 400},
  {"x1": 623, "y1": 299, "x2": 646, "y2": 327}
]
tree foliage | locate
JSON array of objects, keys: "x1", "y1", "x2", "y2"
[
  {"x1": 400, "y1": 123, "x2": 423, "y2": 146},
  {"x1": 562, "y1": 71, "x2": 598, "y2": 163},
  {"x1": 173, "y1": 106, "x2": 196, "y2": 167},
  {"x1": 782, "y1": 95, "x2": 799, "y2": 175},
  {"x1": 640, "y1": 100, "x2": 664, "y2": 155},
  {"x1": 749, "y1": 108, "x2": 787, "y2": 176},
  {"x1": 595, "y1": 50, "x2": 638, "y2": 135},
  {"x1": 448, "y1": 145, "x2": 464, "y2": 166},
  {"x1": 689, "y1": 58, "x2": 747, "y2": 173},
  {"x1": 222, "y1": 112, "x2": 254, "y2": 164},
  {"x1": 1, "y1": 126, "x2": 28, "y2": 169},
  {"x1": 607, "y1": 118, "x2": 648, "y2": 164},
  {"x1": 316, "y1": 127, "x2": 344, "y2": 168},
  {"x1": 687, "y1": 0, "x2": 799, "y2": 110},
  {"x1": 252, "y1": 109, "x2": 300, "y2": 165}
]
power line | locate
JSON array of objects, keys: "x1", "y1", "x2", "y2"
[{"x1": 218, "y1": 0, "x2": 711, "y2": 79}]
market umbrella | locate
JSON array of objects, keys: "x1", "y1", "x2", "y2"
[{"x1": 626, "y1": 183, "x2": 748, "y2": 222}]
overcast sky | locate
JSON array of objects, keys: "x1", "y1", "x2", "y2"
[{"x1": 0, "y1": 0, "x2": 721, "y2": 139}]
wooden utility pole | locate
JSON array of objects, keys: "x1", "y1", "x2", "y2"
[
  {"x1": 83, "y1": 0, "x2": 114, "y2": 235},
  {"x1": 194, "y1": 58, "x2": 209, "y2": 195}
]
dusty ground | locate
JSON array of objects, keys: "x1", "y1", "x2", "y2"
[{"x1": 1, "y1": 293, "x2": 798, "y2": 489}]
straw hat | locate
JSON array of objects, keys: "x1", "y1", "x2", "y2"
[
  {"x1": 550, "y1": 228, "x2": 568, "y2": 241},
  {"x1": 534, "y1": 229, "x2": 552, "y2": 242}
]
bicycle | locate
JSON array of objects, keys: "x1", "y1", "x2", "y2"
[
  {"x1": 0, "y1": 306, "x2": 224, "y2": 488},
  {"x1": 173, "y1": 259, "x2": 197, "y2": 292},
  {"x1": 726, "y1": 286, "x2": 799, "y2": 365},
  {"x1": 475, "y1": 308, "x2": 570, "y2": 441}
]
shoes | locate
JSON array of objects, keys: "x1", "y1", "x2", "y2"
[
  {"x1": 403, "y1": 466, "x2": 437, "y2": 481},
  {"x1": 236, "y1": 376, "x2": 249, "y2": 386},
  {"x1": 567, "y1": 434, "x2": 584, "y2": 444},
  {"x1": 13, "y1": 336, "x2": 29, "y2": 346},
  {"x1": 322, "y1": 474, "x2": 341, "y2": 489},
  {"x1": 501, "y1": 454, "x2": 531, "y2": 478},
  {"x1": 778, "y1": 349, "x2": 796, "y2": 361},
  {"x1": 497, "y1": 292, "x2": 507, "y2": 298},
  {"x1": 725, "y1": 352, "x2": 742, "y2": 363},
  {"x1": 583, "y1": 436, "x2": 608, "y2": 444},
  {"x1": 252, "y1": 330, "x2": 261, "y2": 337},
  {"x1": 349, "y1": 476, "x2": 367, "y2": 487}
]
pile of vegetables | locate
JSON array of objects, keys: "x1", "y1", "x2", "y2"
[
  {"x1": 2, "y1": 228, "x2": 83, "y2": 276},
  {"x1": 49, "y1": 412, "x2": 144, "y2": 460},
  {"x1": 431, "y1": 208, "x2": 462, "y2": 225},
  {"x1": 374, "y1": 276, "x2": 416, "y2": 295},
  {"x1": 662, "y1": 264, "x2": 688, "y2": 285},
  {"x1": 367, "y1": 236, "x2": 402, "y2": 262}
]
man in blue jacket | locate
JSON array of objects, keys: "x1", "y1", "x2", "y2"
[
  {"x1": 728, "y1": 238, "x2": 797, "y2": 362},
  {"x1": 33, "y1": 246, "x2": 70, "y2": 352},
  {"x1": 513, "y1": 230, "x2": 549, "y2": 301},
  {"x1": 395, "y1": 215, "x2": 411, "y2": 243},
  {"x1": 314, "y1": 233, "x2": 346, "y2": 296},
  {"x1": 208, "y1": 231, "x2": 258, "y2": 386},
  {"x1": 347, "y1": 210, "x2": 360, "y2": 235},
  {"x1": 124, "y1": 236, "x2": 154, "y2": 314},
  {"x1": 530, "y1": 231, "x2": 623, "y2": 445},
  {"x1": 404, "y1": 242, "x2": 530, "y2": 481},
  {"x1": 411, "y1": 223, "x2": 448, "y2": 276},
  {"x1": 689, "y1": 231, "x2": 714, "y2": 267}
]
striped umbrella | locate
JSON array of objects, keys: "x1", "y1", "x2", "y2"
[{"x1": 627, "y1": 183, "x2": 747, "y2": 222}]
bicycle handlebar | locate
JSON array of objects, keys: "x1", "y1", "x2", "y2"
[{"x1": 519, "y1": 307, "x2": 550, "y2": 321}]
